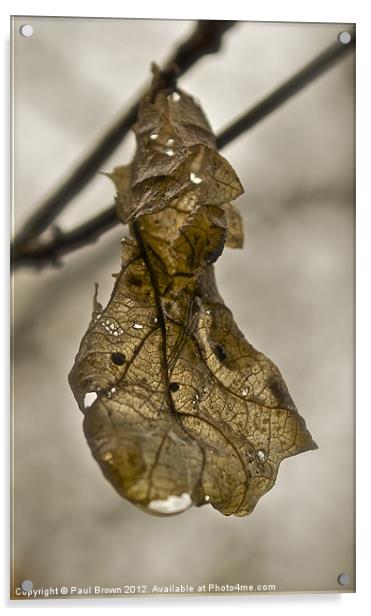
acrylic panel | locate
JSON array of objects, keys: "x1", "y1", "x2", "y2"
[{"x1": 11, "y1": 16, "x2": 355, "y2": 599}]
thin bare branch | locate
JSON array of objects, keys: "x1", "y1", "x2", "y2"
[
  {"x1": 217, "y1": 33, "x2": 355, "y2": 149},
  {"x1": 12, "y1": 21, "x2": 237, "y2": 253},
  {"x1": 12, "y1": 32, "x2": 355, "y2": 271},
  {"x1": 13, "y1": 205, "x2": 118, "y2": 269}
]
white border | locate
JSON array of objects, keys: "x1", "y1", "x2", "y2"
[
  {"x1": 0, "y1": 0, "x2": 363, "y2": 22},
  {"x1": 2, "y1": 1, "x2": 369, "y2": 614}
]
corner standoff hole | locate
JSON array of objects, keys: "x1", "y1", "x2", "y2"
[
  {"x1": 338, "y1": 31, "x2": 351, "y2": 45},
  {"x1": 21, "y1": 579, "x2": 33, "y2": 591},
  {"x1": 337, "y1": 573, "x2": 351, "y2": 587},
  {"x1": 19, "y1": 24, "x2": 34, "y2": 37}
]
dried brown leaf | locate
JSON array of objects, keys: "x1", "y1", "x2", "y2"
[{"x1": 69, "y1": 67, "x2": 317, "y2": 517}]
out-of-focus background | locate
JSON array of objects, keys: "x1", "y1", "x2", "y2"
[{"x1": 12, "y1": 17, "x2": 354, "y2": 595}]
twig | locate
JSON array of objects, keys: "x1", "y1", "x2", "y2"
[
  {"x1": 12, "y1": 20, "x2": 237, "y2": 254},
  {"x1": 217, "y1": 33, "x2": 355, "y2": 149},
  {"x1": 13, "y1": 205, "x2": 118, "y2": 269},
  {"x1": 12, "y1": 32, "x2": 355, "y2": 271}
]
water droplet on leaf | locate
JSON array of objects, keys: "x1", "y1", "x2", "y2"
[
  {"x1": 190, "y1": 172, "x2": 203, "y2": 185},
  {"x1": 169, "y1": 92, "x2": 181, "y2": 102},
  {"x1": 148, "y1": 492, "x2": 191, "y2": 514},
  {"x1": 83, "y1": 392, "x2": 97, "y2": 409}
]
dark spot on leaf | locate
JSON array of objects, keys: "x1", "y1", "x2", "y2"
[
  {"x1": 127, "y1": 274, "x2": 143, "y2": 288},
  {"x1": 204, "y1": 229, "x2": 227, "y2": 264},
  {"x1": 214, "y1": 344, "x2": 227, "y2": 362},
  {"x1": 169, "y1": 382, "x2": 180, "y2": 392},
  {"x1": 111, "y1": 352, "x2": 126, "y2": 366}
]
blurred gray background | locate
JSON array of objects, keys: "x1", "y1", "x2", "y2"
[{"x1": 12, "y1": 17, "x2": 354, "y2": 595}]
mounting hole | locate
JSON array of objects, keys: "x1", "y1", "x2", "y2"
[
  {"x1": 337, "y1": 573, "x2": 351, "y2": 587},
  {"x1": 21, "y1": 579, "x2": 33, "y2": 591},
  {"x1": 19, "y1": 24, "x2": 34, "y2": 37},
  {"x1": 338, "y1": 31, "x2": 351, "y2": 45}
]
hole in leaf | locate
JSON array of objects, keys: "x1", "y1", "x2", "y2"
[
  {"x1": 111, "y1": 352, "x2": 126, "y2": 365},
  {"x1": 169, "y1": 382, "x2": 180, "y2": 392}
]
